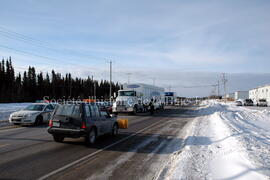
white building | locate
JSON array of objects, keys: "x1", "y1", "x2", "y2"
[
  {"x1": 225, "y1": 93, "x2": 235, "y2": 100},
  {"x1": 249, "y1": 85, "x2": 270, "y2": 104},
  {"x1": 235, "y1": 91, "x2": 249, "y2": 100}
]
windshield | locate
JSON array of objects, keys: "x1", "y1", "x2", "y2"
[
  {"x1": 55, "y1": 104, "x2": 81, "y2": 118},
  {"x1": 119, "y1": 91, "x2": 136, "y2": 96},
  {"x1": 24, "y1": 104, "x2": 45, "y2": 111},
  {"x1": 259, "y1": 99, "x2": 266, "y2": 102}
]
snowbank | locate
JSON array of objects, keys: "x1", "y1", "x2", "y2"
[
  {"x1": 166, "y1": 100, "x2": 270, "y2": 180},
  {"x1": 0, "y1": 103, "x2": 31, "y2": 123}
]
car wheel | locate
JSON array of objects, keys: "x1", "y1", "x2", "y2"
[
  {"x1": 86, "y1": 128, "x2": 97, "y2": 145},
  {"x1": 53, "y1": 135, "x2": 64, "y2": 143},
  {"x1": 35, "y1": 115, "x2": 43, "y2": 126},
  {"x1": 112, "y1": 123, "x2": 119, "y2": 136}
]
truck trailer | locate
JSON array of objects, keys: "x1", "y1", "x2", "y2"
[
  {"x1": 165, "y1": 92, "x2": 177, "y2": 105},
  {"x1": 112, "y1": 83, "x2": 165, "y2": 114},
  {"x1": 235, "y1": 91, "x2": 249, "y2": 100}
]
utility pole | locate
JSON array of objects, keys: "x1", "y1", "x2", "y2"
[
  {"x1": 221, "y1": 73, "x2": 228, "y2": 103},
  {"x1": 92, "y1": 75, "x2": 96, "y2": 99},
  {"x1": 94, "y1": 82, "x2": 96, "y2": 100},
  {"x1": 217, "y1": 80, "x2": 220, "y2": 97},
  {"x1": 109, "y1": 60, "x2": 112, "y2": 102},
  {"x1": 70, "y1": 80, "x2": 72, "y2": 97},
  {"x1": 92, "y1": 75, "x2": 94, "y2": 98},
  {"x1": 152, "y1": 78, "x2": 156, "y2": 86},
  {"x1": 69, "y1": 73, "x2": 72, "y2": 97},
  {"x1": 127, "y1": 73, "x2": 132, "y2": 84}
]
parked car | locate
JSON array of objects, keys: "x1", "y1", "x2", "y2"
[
  {"x1": 235, "y1": 100, "x2": 243, "y2": 106},
  {"x1": 48, "y1": 103, "x2": 119, "y2": 144},
  {"x1": 9, "y1": 103, "x2": 55, "y2": 125},
  {"x1": 257, "y1": 99, "x2": 268, "y2": 107},
  {"x1": 243, "y1": 99, "x2": 254, "y2": 106}
]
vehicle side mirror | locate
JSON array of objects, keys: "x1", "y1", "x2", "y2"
[{"x1": 110, "y1": 114, "x2": 117, "y2": 118}]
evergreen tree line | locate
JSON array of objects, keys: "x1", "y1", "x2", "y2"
[{"x1": 0, "y1": 57, "x2": 121, "y2": 103}]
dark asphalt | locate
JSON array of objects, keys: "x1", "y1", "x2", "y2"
[{"x1": 0, "y1": 106, "x2": 196, "y2": 180}]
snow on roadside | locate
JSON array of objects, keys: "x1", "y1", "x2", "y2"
[
  {"x1": 165, "y1": 101, "x2": 269, "y2": 180},
  {"x1": 0, "y1": 103, "x2": 31, "y2": 124}
]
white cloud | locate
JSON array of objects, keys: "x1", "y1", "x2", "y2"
[{"x1": 1, "y1": 0, "x2": 270, "y2": 96}]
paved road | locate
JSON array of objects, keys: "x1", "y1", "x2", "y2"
[{"x1": 0, "y1": 106, "x2": 196, "y2": 180}]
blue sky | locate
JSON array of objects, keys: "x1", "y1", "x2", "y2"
[{"x1": 0, "y1": 0, "x2": 270, "y2": 97}]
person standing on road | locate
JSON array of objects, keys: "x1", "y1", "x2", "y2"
[{"x1": 149, "y1": 99, "x2": 154, "y2": 115}]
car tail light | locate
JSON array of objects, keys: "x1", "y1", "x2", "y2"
[
  {"x1": 81, "y1": 121, "x2": 86, "y2": 129},
  {"x1": 49, "y1": 120, "x2": 53, "y2": 127}
]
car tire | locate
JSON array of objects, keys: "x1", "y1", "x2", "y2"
[
  {"x1": 35, "y1": 115, "x2": 43, "y2": 126},
  {"x1": 86, "y1": 128, "x2": 97, "y2": 145},
  {"x1": 53, "y1": 135, "x2": 64, "y2": 143},
  {"x1": 112, "y1": 123, "x2": 119, "y2": 136}
]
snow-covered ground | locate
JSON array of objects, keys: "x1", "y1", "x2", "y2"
[
  {"x1": 166, "y1": 101, "x2": 270, "y2": 180},
  {"x1": 0, "y1": 103, "x2": 31, "y2": 125}
]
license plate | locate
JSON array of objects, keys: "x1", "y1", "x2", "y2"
[
  {"x1": 53, "y1": 122, "x2": 60, "y2": 127},
  {"x1": 118, "y1": 107, "x2": 125, "y2": 111}
]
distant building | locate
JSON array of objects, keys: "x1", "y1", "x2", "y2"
[
  {"x1": 249, "y1": 85, "x2": 270, "y2": 104},
  {"x1": 249, "y1": 88, "x2": 257, "y2": 102},
  {"x1": 225, "y1": 93, "x2": 235, "y2": 100},
  {"x1": 235, "y1": 91, "x2": 249, "y2": 100}
]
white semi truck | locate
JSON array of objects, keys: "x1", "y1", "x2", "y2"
[
  {"x1": 112, "y1": 83, "x2": 165, "y2": 114},
  {"x1": 165, "y1": 92, "x2": 177, "y2": 105}
]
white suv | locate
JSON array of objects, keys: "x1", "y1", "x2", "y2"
[{"x1": 9, "y1": 103, "x2": 55, "y2": 125}]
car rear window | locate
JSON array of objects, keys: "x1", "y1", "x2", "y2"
[
  {"x1": 90, "y1": 104, "x2": 100, "y2": 117},
  {"x1": 100, "y1": 106, "x2": 109, "y2": 117},
  {"x1": 84, "y1": 105, "x2": 91, "y2": 117},
  {"x1": 55, "y1": 104, "x2": 81, "y2": 118}
]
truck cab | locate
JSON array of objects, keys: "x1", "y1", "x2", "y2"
[
  {"x1": 112, "y1": 83, "x2": 165, "y2": 115},
  {"x1": 113, "y1": 90, "x2": 140, "y2": 114}
]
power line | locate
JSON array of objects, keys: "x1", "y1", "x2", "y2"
[
  {"x1": 0, "y1": 31, "x2": 66, "y2": 54},
  {"x1": 170, "y1": 84, "x2": 219, "y2": 88},
  {"x1": 0, "y1": 26, "x2": 51, "y2": 46},
  {"x1": 0, "y1": 26, "x2": 107, "y2": 62},
  {"x1": 0, "y1": 30, "x2": 104, "y2": 61},
  {"x1": 0, "y1": 44, "x2": 76, "y2": 66}
]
